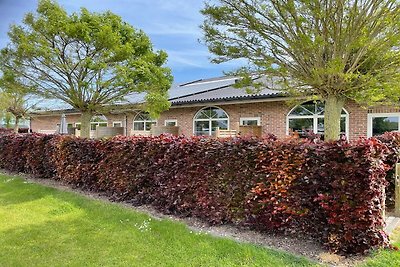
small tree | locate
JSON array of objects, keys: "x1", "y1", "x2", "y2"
[
  {"x1": 202, "y1": 0, "x2": 400, "y2": 140},
  {"x1": 1, "y1": 0, "x2": 172, "y2": 138},
  {"x1": 0, "y1": 70, "x2": 34, "y2": 133}
]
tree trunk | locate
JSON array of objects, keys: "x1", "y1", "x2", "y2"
[
  {"x1": 80, "y1": 111, "x2": 92, "y2": 139},
  {"x1": 324, "y1": 95, "x2": 345, "y2": 141},
  {"x1": 13, "y1": 116, "x2": 20, "y2": 133}
]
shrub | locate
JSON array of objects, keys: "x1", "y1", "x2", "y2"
[
  {"x1": 376, "y1": 132, "x2": 400, "y2": 209},
  {"x1": 0, "y1": 133, "x2": 390, "y2": 254},
  {"x1": 0, "y1": 128, "x2": 13, "y2": 135},
  {"x1": 52, "y1": 136, "x2": 102, "y2": 189},
  {"x1": 24, "y1": 134, "x2": 58, "y2": 179},
  {"x1": 0, "y1": 133, "x2": 30, "y2": 172}
]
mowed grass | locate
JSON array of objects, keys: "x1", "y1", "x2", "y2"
[
  {"x1": 361, "y1": 227, "x2": 400, "y2": 267},
  {"x1": 0, "y1": 174, "x2": 317, "y2": 267}
]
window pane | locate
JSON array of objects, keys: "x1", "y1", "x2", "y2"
[
  {"x1": 67, "y1": 123, "x2": 73, "y2": 128},
  {"x1": 196, "y1": 110, "x2": 210, "y2": 119},
  {"x1": 241, "y1": 119, "x2": 258, "y2": 126},
  {"x1": 134, "y1": 122, "x2": 144, "y2": 131},
  {"x1": 302, "y1": 103, "x2": 316, "y2": 114},
  {"x1": 75, "y1": 124, "x2": 81, "y2": 130},
  {"x1": 90, "y1": 123, "x2": 97, "y2": 131},
  {"x1": 145, "y1": 121, "x2": 156, "y2": 131},
  {"x1": 113, "y1": 122, "x2": 122, "y2": 127},
  {"x1": 372, "y1": 117, "x2": 399, "y2": 136},
  {"x1": 165, "y1": 121, "x2": 177, "y2": 126},
  {"x1": 289, "y1": 101, "x2": 347, "y2": 117},
  {"x1": 98, "y1": 123, "x2": 107, "y2": 128},
  {"x1": 316, "y1": 117, "x2": 346, "y2": 135},
  {"x1": 289, "y1": 106, "x2": 313, "y2": 116},
  {"x1": 195, "y1": 107, "x2": 228, "y2": 120},
  {"x1": 316, "y1": 102, "x2": 324, "y2": 114},
  {"x1": 317, "y1": 118, "x2": 324, "y2": 134},
  {"x1": 289, "y1": 118, "x2": 313, "y2": 135},
  {"x1": 91, "y1": 115, "x2": 107, "y2": 122},
  {"x1": 195, "y1": 121, "x2": 210, "y2": 136},
  {"x1": 211, "y1": 120, "x2": 228, "y2": 134},
  {"x1": 340, "y1": 117, "x2": 346, "y2": 133},
  {"x1": 212, "y1": 108, "x2": 228, "y2": 119},
  {"x1": 135, "y1": 112, "x2": 151, "y2": 121}
]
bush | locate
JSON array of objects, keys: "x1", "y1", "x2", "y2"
[
  {"x1": 24, "y1": 134, "x2": 59, "y2": 179},
  {"x1": 0, "y1": 133, "x2": 390, "y2": 254},
  {"x1": 376, "y1": 132, "x2": 400, "y2": 209},
  {"x1": 0, "y1": 128, "x2": 13, "y2": 135}
]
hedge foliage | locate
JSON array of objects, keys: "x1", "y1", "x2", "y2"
[
  {"x1": 0, "y1": 131, "x2": 391, "y2": 254},
  {"x1": 376, "y1": 132, "x2": 400, "y2": 209}
]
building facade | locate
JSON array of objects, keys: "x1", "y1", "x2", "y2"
[{"x1": 29, "y1": 76, "x2": 400, "y2": 140}]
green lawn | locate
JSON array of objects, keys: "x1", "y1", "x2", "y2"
[
  {"x1": 2, "y1": 173, "x2": 400, "y2": 267},
  {"x1": 0, "y1": 174, "x2": 317, "y2": 267},
  {"x1": 361, "y1": 227, "x2": 400, "y2": 267}
]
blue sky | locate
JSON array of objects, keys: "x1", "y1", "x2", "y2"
[{"x1": 0, "y1": 0, "x2": 242, "y2": 83}]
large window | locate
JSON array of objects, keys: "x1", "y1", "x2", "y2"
[
  {"x1": 368, "y1": 113, "x2": 400, "y2": 137},
  {"x1": 133, "y1": 112, "x2": 156, "y2": 131},
  {"x1": 287, "y1": 101, "x2": 348, "y2": 138},
  {"x1": 194, "y1": 107, "x2": 229, "y2": 136}
]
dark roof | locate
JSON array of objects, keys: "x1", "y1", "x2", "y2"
[{"x1": 169, "y1": 76, "x2": 283, "y2": 105}]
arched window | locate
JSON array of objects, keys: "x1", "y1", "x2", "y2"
[
  {"x1": 287, "y1": 101, "x2": 348, "y2": 138},
  {"x1": 90, "y1": 115, "x2": 108, "y2": 131},
  {"x1": 133, "y1": 111, "x2": 156, "y2": 132},
  {"x1": 193, "y1": 106, "x2": 229, "y2": 136}
]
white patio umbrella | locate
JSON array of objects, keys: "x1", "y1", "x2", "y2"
[{"x1": 58, "y1": 114, "x2": 68, "y2": 135}]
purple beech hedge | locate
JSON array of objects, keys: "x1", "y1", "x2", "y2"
[{"x1": 0, "y1": 129, "x2": 393, "y2": 254}]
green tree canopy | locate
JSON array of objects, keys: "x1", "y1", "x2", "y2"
[
  {"x1": 0, "y1": 69, "x2": 35, "y2": 133},
  {"x1": 202, "y1": 0, "x2": 400, "y2": 140},
  {"x1": 1, "y1": 0, "x2": 172, "y2": 138}
]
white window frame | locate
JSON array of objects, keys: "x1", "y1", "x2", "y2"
[
  {"x1": 90, "y1": 121, "x2": 108, "y2": 131},
  {"x1": 133, "y1": 112, "x2": 157, "y2": 132},
  {"x1": 240, "y1": 117, "x2": 261, "y2": 126},
  {"x1": 113, "y1": 121, "x2": 123, "y2": 127},
  {"x1": 286, "y1": 102, "x2": 349, "y2": 139},
  {"x1": 193, "y1": 106, "x2": 230, "y2": 136},
  {"x1": 164, "y1": 119, "x2": 178, "y2": 126},
  {"x1": 74, "y1": 122, "x2": 81, "y2": 130},
  {"x1": 367, "y1": 113, "x2": 400, "y2": 137}
]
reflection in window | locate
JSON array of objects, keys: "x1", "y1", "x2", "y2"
[
  {"x1": 372, "y1": 116, "x2": 399, "y2": 136},
  {"x1": 165, "y1": 120, "x2": 177, "y2": 126},
  {"x1": 240, "y1": 117, "x2": 260, "y2": 126},
  {"x1": 133, "y1": 112, "x2": 156, "y2": 132},
  {"x1": 194, "y1": 107, "x2": 229, "y2": 136},
  {"x1": 287, "y1": 101, "x2": 348, "y2": 138},
  {"x1": 90, "y1": 115, "x2": 108, "y2": 131}
]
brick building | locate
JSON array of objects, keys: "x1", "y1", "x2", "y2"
[{"x1": 29, "y1": 76, "x2": 400, "y2": 140}]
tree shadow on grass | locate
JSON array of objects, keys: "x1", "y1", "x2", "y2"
[
  {"x1": 0, "y1": 175, "x2": 56, "y2": 206},
  {"x1": 0, "y1": 217, "x2": 316, "y2": 267},
  {"x1": 0, "y1": 177, "x2": 317, "y2": 267}
]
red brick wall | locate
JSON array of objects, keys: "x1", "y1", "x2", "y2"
[
  {"x1": 30, "y1": 114, "x2": 81, "y2": 133},
  {"x1": 30, "y1": 100, "x2": 400, "y2": 140}
]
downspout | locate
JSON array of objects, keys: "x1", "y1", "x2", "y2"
[{"x1": 125, "y1": 113, "x2": 128, "y2": 136}]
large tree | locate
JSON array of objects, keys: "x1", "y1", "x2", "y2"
[
  {"x1": 202, "y1": 0, "x2": 400, "y2": 140},
  {"x1": 1, "y1": 0, "x2": 172, "y2": 138}
]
